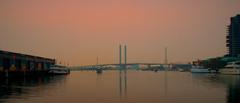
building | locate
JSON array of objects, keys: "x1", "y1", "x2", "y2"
[
  {"x1": 0, "y1": 50, "x2": 55, "y2": 77},
  {"x1": 227, "y1": 14, "x2": 240, "y2": 57}
]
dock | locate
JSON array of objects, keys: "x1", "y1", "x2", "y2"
[{"x1": 0, "y1": 50, "x2": 55, "y2": 77}]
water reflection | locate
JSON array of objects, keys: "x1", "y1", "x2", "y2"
[
  {"x1": 219, "y1": 75, "x2": 240, "y2": 103},
  {"x1": 1, "y1": 71, "x2": 240, "y2": 103},
  {"x1": 191, "y1": 73, "x2": 240, "y2": 103},
  {"x1": 0, "y1": 75, "x2": 68, "y2": 103},
  {"x1": 119, "y1": 69, "x2": 127, "y2": 99},
  {"x1": 164, "y1": 71, "x2": 168, "y2": 103}
]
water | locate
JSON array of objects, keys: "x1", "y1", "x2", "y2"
[{"x1": 0, "y1": 70, "x2": 239, "y2": 103}]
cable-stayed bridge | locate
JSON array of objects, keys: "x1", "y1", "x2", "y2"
[
  {"x1": 71, "y1": 63, "x2": 192, "y2": 71},
  {"x1": 71, "y1": 45, "x2": 192, "y2": 71}
]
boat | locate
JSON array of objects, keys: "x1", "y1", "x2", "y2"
[
  {"x1": 48, "y1": 65, "x2": 70, "y2": 75},
  {"x1": 153, "y1": 69, "x2": 158, "y2": 72},
  {"x1": 219, "y1": 61, "x2": 240, "y2": 75},
  {"x1": 96, "y1": 68, "x2": 103, "y2": 74},
  {"x1": 190, "y1": 66, "x2": 209, "y2": 73},
  {"x1": 178, "y1": 68, "x2": 185, "y2": 72}
]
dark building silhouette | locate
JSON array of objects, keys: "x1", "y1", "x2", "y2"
[
  {"x1": 0, "y1": 50, "x2": 55, "y2": 77},
  {"x1": 227, "y1": 14, "x2": 240, "y2": 57}
]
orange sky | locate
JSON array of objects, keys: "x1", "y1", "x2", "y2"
[{"x1": 0, "y1": 0, "x2": 240, "y2": 66}]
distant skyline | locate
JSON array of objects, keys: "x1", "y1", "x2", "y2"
[{"x1": 0, "y1": 0, "x2": 240, "y2": 66}]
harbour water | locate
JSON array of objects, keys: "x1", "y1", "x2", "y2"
[{"x1": 0, "y1": 70, "x2": 239, "y2": 103}]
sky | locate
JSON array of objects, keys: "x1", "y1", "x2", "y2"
[{"x1": 0, "y1": 0, "x2": 240, "y2": 66}]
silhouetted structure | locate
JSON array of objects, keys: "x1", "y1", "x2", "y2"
[
  {"x1": 227, "y1": 14, "x2": 240, "y2": 57},
  {"x1": 119, "y1": 45, "x2": 122, "y2": 67},
  {"x1": 119, "y1": 45, "x2": 127, "y2": 69},
  {"x1": 0, "y1": 50, "x2": 55, "y2": 77}
]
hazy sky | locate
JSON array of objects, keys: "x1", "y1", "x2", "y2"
[{"x1": 0, "y1": 0, "x2": 240, "y2": 66}]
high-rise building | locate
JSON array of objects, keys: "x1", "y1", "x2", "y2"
[{"x1": 227, "y1": 14, "x2": 240, "y2": 57}]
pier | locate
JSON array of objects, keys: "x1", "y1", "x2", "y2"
[{"x1": 0, "y1": 50, "x2": 55, "y2": 77}]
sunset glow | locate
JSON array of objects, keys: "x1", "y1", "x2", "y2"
[{"x1": 1, "y1": 0, "x2": 240, "y2": 66}]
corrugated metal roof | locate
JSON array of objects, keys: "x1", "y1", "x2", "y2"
[{"x1": 0, "y1": 50, "x2": 55, "y2": 62}]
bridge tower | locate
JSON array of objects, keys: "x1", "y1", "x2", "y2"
[
  {"x1": 119, "y1": 45, "x2": 122, "y2": 68},
  {"x1": 119, "y1": 44, "x2": 127, "y2": 69},
  {"x1": 124, "y1": 45, "x2": 127, "y2": 69}
]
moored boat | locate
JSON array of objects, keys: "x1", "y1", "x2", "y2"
[
  {"x1": 96, "y1": 68, "x2": 103, "y2": 74},
  {"x1": 190, "y1": 66, "x2": 209, "y2": 73},
  {"x1": 48, "y1": 65, "x2": 70, "y2": 75},
  {"x1": 178, "y1": 68, "x2": 186, "y2": 72},
  {"x1": 219, "y1": 61, "x2": 240, "y2": 75}
]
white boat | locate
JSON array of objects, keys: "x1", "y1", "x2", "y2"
[
  {"x1": 178, "y1": 68, "x2": 188, "y2": 72},
  {"x1": 190, "y1": 66, "x2": 209, "y2": 73},
  {"x1": 219, "y1": 61, "x2": 240, "y2": 75},
  {"x1": 48, "y1": 65, "x2": 70, "y2": 75}
]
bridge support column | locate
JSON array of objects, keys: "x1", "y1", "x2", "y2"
[
  {"x1": 119, "y1": 45, "x2": 122, "y2": 70},
  {"x1": 124, "y1": 45, "x2": 127, "y2": 69}
]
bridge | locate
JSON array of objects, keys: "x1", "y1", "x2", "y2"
[
  {"x1": 71, "y1": 63, "x2": 192, "y2": 71},
  {"x1": 71, "y1": 45, "x2": 192, "y2": 71},
  {"x1": 71, "y1": 63, "x2": 165, "y2": 70}
]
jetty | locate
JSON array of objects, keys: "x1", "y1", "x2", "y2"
[{"x1": 0, "y1": 50, "x2": 55, "y2": 77}]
